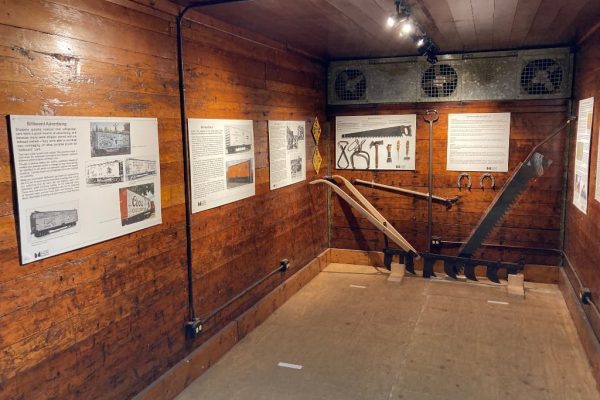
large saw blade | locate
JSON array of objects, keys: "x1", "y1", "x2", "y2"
[
  {"x1": 458, "y1": 152, "x2": 549, "y2": 278},
  {"x1": 454, "y1": 117, "x2": 575, "y2": 282}
]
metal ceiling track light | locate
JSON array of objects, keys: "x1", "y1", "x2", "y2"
[{"x1": 386, "y1": 0, "x2": 439, "y2": 64}]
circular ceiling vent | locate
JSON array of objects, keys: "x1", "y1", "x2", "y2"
[
  {"x1": 520, "y1": 58, "x2": 563, "y2": 95},
  {"x1": 421, "y1": 64, "x2": 458, "y2": 98},
  {"x1": 334, "y1": 69, "x2": 367, "y2": 101}
]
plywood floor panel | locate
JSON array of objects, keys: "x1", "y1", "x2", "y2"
[{"x1": 176, "y1": 263, "x2": 599, "y2": 400}]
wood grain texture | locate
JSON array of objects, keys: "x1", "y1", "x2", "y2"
[
  {"x1": 563, "y1": 26, "x2": 600, "y2": 348},
  {"x1": 0, "y1": 0, "x2": 327, "y2": 399},
  {"x1": 175, "y1": 0, "x2": 600, "y2": 58},
  {"x1": 328, "y1": 100, "x2": 568, "y2": 267}
]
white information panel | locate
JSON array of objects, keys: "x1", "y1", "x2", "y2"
[
  {"x1": 447, "y1": 113, "x2": 511, "y2": 172},
  {"x1": 269, "y1": 120, "x2": 306, "y2": 190},
  {"x1": 573, "y1": 97, "x2": 594, "y2": 213},
  {"x1": 335, "y1": 115, "x2": 416, "y2": 170},
  {"x1": 188, "y1": 119, "x2": 255, "y2": 213},
  {"x1": 10, "y1": 115, "x2": 162, "y2": 264}
]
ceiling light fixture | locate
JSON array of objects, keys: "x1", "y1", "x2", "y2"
[
  {"x1": 401, "y1": 21, "x2": 413, "y2": 34},
  {"x1": 386, "y1": 0, "x2": 409, "y2": 28},
  {"x1": 386, "y1": 0, "x2": 439, "y2": 64}
]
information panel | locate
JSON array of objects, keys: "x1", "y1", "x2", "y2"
[
  {"x1": 573, "y1": 97, "x2": 594, "y2": 213},
  {"x1": 188, "y1": 119, "x2": 255, "y2": 213},
  {"x1": 269, "y1": 120, "x2": 306, "y2": 190},
  {"x1": 447, "y1": 113, "x2": 511, "y2": 172},
  {"x1": 335, "y1": 115, "x2": 416, "y2": 170},
  {"x1": 10, "y1": 115, "x2": 162, "y2": 264}
]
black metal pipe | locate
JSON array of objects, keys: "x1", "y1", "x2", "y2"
[
  {"x1": 199, "y1": 261, "x2": 289, "y2": 325},
  {"x1": 439, "y1": 240, "x2": 562, "y2": 254},
  {"x1": 176, "y1": 0, "x2": 252, "y2": 322},
  {"x1": 562, "y1": 252, "x2": 600, "y2": 322},
  {"x1": 559, "y1": 100, "x2": 574, "y2": 263}
]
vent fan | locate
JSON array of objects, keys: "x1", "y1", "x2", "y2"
[
  {"x1": 520, "y1": 58, "x2": 563, "y2": 95},
  {"x1": 421, "y1": 64, "x2": 458, "y2": 98},
  {"x1": 334, "y1": 69, "x2": 367, "y2": 101}
]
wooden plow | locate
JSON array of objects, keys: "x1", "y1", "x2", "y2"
[{"x1": 310, "y1": 175, "x2": 418, "y2": 259}]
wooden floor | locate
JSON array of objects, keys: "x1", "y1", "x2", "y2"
[{"x1": 175, "y1": 263, "x2": 599, "y2": 400}]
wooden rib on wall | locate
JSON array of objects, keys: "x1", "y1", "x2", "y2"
[{"x1": 0, "y1": 0, "x2": 328, "y2": 399}]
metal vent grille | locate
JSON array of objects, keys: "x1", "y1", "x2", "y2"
[
  {"x1": 421, "y1": 64, "x2": 458, "y2": 98},
  {"x1": 334, "y1": 69, "x2": 367, "y2": 101},
  {"x1": 520, "y1": 58, "x2": 563, "y2": 95}
]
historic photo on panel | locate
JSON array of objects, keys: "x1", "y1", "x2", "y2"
[
  {"x1": 226, "y1": 158, "x2": 254, "y2": 189},
  {"x1": 90, "y1": 122, "x2": 131, "y2": 157},
  {"x1": 119, "y1": 183, "x2": 155, "y2": 226},
  {"x1": 86, "y1": 159, "x2": 124, "y2": 185}
]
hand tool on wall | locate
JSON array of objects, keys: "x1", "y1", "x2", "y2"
[
  {"x1": 396, "y1": 140, "x2": 401, "y2": 167},
  {"x1": 404, "y1": 139, "x2": 410, "y2": 159},
  {"x1": 457, "y1": 173, "x2": 472, "y2": 191},
  {"x1": 479, "y1": 173, "x2": 496, "y2": 190},
  {"x1": 424, "y1": 110, "x2": 439, "y2": 259},
  {"x1": 336, "y1": 141, "x2": 350, "y2": 169},
  {"x1": 370, "y1": 140, "x2": 384, "y2": 168},
  {"x1": 353, "y1": 179, "x2": 459, "y2": 209},
  {"x1": 348, "y1": 139, "x2": 370, "y2": 169},
  {"x1": 386, "y1": 144, "x2": 392, "y2": 163}
]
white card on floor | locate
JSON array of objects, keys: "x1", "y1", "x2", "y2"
[
  {"x1": 278, "y1": 362, "x2": 303, "y2": 370},
  {"x1": 487, "y1": 300, "x2": 509, "y2": 305},
  {"x1": 350, "y1": 284, "x2": 367, "y2": 289}
]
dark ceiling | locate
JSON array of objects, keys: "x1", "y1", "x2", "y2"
[{"x1": 175, "y1": 0, "x2": 600, "y2": 60}]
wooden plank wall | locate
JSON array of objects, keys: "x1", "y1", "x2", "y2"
[
  {"x1": 0, "y1": 1, "x2": 327, "y2": 399},
  {"x1": 328, "y1": 100, "x2": 569, "y2": 266},
  {"x1": 564, "y1": 26, "x2": 600, "y2": 343}
]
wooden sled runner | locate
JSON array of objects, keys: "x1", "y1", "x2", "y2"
[{"x1": 310, "y1": 175, "x2": 418, "y2": 256}]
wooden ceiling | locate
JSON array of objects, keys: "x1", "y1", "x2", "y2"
[{"x1": 176, "y1": 0, "x2": 600, "y2": 60}]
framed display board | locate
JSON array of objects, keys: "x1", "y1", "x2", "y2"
[
  {"x1": 335, "y1": 115, "x2": 417, "y2": 171},
  {"x1": 188, "y1": 118, "x2": 255, "y2": 212},
  {"x1": 9, "y1": 115, "x2": 162, "y2": 264},
  {"x1": 447, "y1": 113, "x2": 511, "y2": 172},
  {"x1": 269, "y1": 120, "x2": 306, "y2": 190}
]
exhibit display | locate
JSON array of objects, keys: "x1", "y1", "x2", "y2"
[
  {"x1": 188, "y1": 118, "x2": 256, "y2": 212},
  {"x1": 269, "y1": 120, "x2": 306, "y2": 190},
  {"x1": 573, "y1": 97, "x2": 594, "y2": 212},
  {"x1": 447, "y1": 113, "x2": 511, "y2": 172},
  {"x1": 335, "y1": 114, "x2": 416, "y2": 170},
  {"x1": 9, "y1": 115, "x2": 162, "y2": 264}
]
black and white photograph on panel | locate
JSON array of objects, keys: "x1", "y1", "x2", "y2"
[
  {"x1": 125, "y1": 157, "x2": 157, "y2": 181},
  {"x1": 225, "y1": 125, "x2": 252, "y2": 154},
  {"x1": 90, "y1": 121, "x2": 131, "y2": 157},
  {"x1": 86, "y1": 159, "x2": 124, "y2": 186}
]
